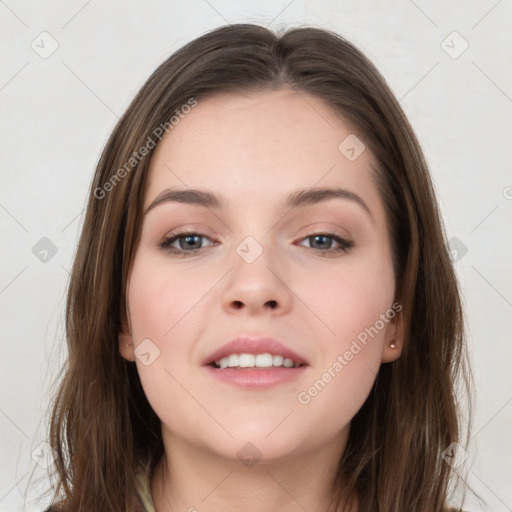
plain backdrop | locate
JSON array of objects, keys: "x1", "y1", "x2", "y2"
[{"x1": 1, "y1": 1, "x2": 511, "y2": 511}]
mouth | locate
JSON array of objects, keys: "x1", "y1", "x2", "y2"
[
  {"x1": 204, "y1": 349, "x2": 309, "y2": 389},
  {"x1": 202, "y1": 336, "x2": 309, "y2": 388}
]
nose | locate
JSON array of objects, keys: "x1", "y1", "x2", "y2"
[{"x1": 221, "y1": 247, "x2": 292, "y2": 316}]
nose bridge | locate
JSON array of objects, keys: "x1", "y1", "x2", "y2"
[
  {"x1": 221, "y1": 231, "x2": 291, "y2": 314},
  {"x1": 226, "y1": 202, "x2": 277, "y2": 265}
]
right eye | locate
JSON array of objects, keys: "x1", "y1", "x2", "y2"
[{"x1": 158, "y1": 231, "x2": 217, "y2": 257}]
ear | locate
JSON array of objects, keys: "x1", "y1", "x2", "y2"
[
  {"x1": 119, "y1": 310, "x2": 135, "y2": 362},
  {"x1": 381, "y1": 302, "x2": 404, "y2": 363}
]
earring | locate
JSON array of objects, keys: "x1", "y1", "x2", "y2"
[
  {"x1": 389, "y1": 342, "x2": 396, "y2": 349},
  {"x1": 126, "y1": 342, "x2": 133, "y2": 347}
]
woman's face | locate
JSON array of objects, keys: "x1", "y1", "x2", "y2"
[{"x1": 120, "y1": 89, "x2": 402, "y2": 463}]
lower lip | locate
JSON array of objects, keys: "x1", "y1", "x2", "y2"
[{"x1": 204, "y1": 365, "x2": 308, "y2": 389}]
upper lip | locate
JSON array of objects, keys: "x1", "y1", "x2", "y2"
[{"x1": 202, "y1": 336, "x2": 309, "y2": 366}]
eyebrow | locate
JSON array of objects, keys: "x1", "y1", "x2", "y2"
[{"x1": 144, "y1": 186, "x2": 373, "y2": 220}]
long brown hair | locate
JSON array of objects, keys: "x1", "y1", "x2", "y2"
[{"x1": 41, "y1": 23, "x2": 476, "y2": 511}]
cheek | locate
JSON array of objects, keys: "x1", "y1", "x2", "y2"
[
  {"x1": 127, "y1": 254, "x2": 205, "y2": 341},
  {"x1": 299, "y1": 254, "x2": 395, "y2": 344},
  {"x1": 296, "y1": 352, "x2": 377, "y2": 436},
  {"x1": 126, "y1": 256, "x2": 192, "y2": 381}
]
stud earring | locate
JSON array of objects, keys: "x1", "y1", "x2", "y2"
[
  {"x1": 126, "y1": 342, "x2": 133, "y2": 347},
  {"x1": 389, "y1": 342, "x2": 396, "y2": 349}
]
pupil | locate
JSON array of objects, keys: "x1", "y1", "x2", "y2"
[
  {"x1": 313, "y1": 235, "x2": 330, "y2": 249},
  {"x1": 182, "y1": 235, "x2": 200, "y2": 249}
]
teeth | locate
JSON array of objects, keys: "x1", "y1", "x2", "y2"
[
  {"x1": 239, "y1": 353, "x2": 255, "y2": 367},
  {"x1": 283, "y1": 358, "x2": 294, "y2": 368},
  {"x1": 256, "y1": 354, "x2": 273, "y2": 367},
  {"x1": 273, "y1": 355, "x2": 283, "y2": 366},
  {"x1": 214, "y1": 353, "x2": 300, "y2": 369}
]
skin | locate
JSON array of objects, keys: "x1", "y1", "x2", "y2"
[{"x1": 119, "y1": 89, "x2": 403, "y2": 512}]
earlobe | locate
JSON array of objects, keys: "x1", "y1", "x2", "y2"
[
  {"x1": 381, "y1": 305, "x2": 404, "y2": 363},
  {"x1": 118, "y1": 316, "x2": 135, "y2": 362}
]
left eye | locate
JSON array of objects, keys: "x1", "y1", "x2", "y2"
[{"x1": 297, "y1": 233, "x2": 353, "y2": 254}]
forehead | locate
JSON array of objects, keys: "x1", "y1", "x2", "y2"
[{"x1": 145, "y1": 89, "x2": 380, "y2": 211}]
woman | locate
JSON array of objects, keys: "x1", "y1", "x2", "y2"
[{"x1": 43, "y1": 23, "x2": 475, "y2": 511}]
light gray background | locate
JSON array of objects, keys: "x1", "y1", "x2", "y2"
[{"x1": 1, "y1": 1, "x2": 511, "y2": 511}]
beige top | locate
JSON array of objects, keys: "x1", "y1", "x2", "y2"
[{"x1": 134, "y1": 459, "x2": 157, "y2": 512}]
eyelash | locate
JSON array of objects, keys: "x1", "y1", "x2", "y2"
[{"x1": 158, "y1": 230, "x2": 354, "y2": 257}]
